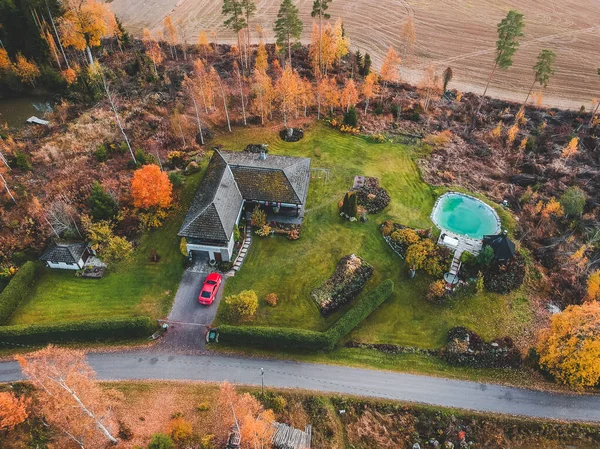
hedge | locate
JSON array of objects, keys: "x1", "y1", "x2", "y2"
[
  {"x1": 0, "y1": 261, "x2": 36, "y2": 325},
  {"x1": 324, "y1": 279, "x2": 394, "y2": 348},
  {"x1": 217, "y1": 325, "x2": 330, "y2": 350},
  {"x1": 0, "y1": 316, "x2": 156, "y2": 345},
  {"x1": 217, "y1": 280, "x2": 394, "y2": 351}
]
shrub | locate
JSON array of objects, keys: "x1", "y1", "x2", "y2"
[
  {"x1": 224, "y1": 290, "x2": 258, "y2": 322},
  {"x1": 88, "y1": 182, "x2": 118, "y2": 221},
  {"x1": 167, "y1": 418, "x2": 193, "y2": 443},
  {"x1": 251, "y1": 206, "x2": 266, "y2": 227},
  {"x1": 341, "y1": 191, "x2": 358, "y2": 218},
  {"x1": 148, "y1": 433, "x2": 174, "y2": 449},
  {"x1": 265, "y1": 293, "x2": 278, "y2": 307},
  {"x1": 103, "y1": 235, "x2": 134, "y2": 263},
  {"x1": 391, "y1": 104, "x2": 400, "y2": 119},
  {"x1": 368, "y1": 133, "x2": 387, "y2": 143},
  {"x1": 196, "y1": 402, "x2": 210, "y2": 412},
  {"x1": 374, "y1": 104, "x2": 383, "y2": 115},
  {"x1": 477, "y1": 245, "x2": 495, "y2": 267},
  {"x1": 118, "y1": 422, "x2": 134, "y2": 441},
  {"x1": 311, "y1": 255, "x2": 374, "y2": 315},
  {"x1": 484, "y1": 254, "x2": 526, "y2": 294},
  {"x1": 426, "y1": 280, "x2": 447, "y2": 303},
  {"x1": 94, "y1": 144, "x2": 108, "y2": 162},
  {"x1": 423, "y1": 130, "x2": 453, "y2": 148},
  {"x1": 233, "y1": 225, "x2": 242, "y2": 243},
  {"x1": 14, "y1": 150, "x2": 32, "y2": 171},
  {"x1": 560, "y1": 186, "x2": 586, "y2": 218},
  {"x1": 259, "y1": 392, "x2": 287, "y2": 413},
  {"x1": 168, "y1": 171, "x2": 185, "y2": 188},
  {"x1": 381, "y1": 220, "x2": 394, "y2": 237},
  {"x1": 391, "y1": 229, "x2": 420, "y2": 246},
  {"x1": 185, "y1": 161, "x2": 200, "y2": 175},
  {"x1": 0, "y1": 261, "x2": 36, "y2": 325},
  {"x1": 199, "y1": 435, "x2": 215, "y2": 449},
  {"x1": 134, "y1": 148, "x2": 148, "y2": 165},
  {"x1": 0, "y1": 316, "x2": 155, "y2": 344},
  {"x1": 343, "y1": 106, "x2": 358, "y2": 127}
]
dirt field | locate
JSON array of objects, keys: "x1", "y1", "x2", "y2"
[{"x1": 110, "y1": 0, "x2": 600, "y2": 110}]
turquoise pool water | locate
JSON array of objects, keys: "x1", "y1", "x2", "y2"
[{"x1": 432, "y1": 193, "x2": 500, "y2": 239}]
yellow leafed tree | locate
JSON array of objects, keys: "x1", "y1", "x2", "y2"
[
  {"x1": 362, "y1": 72, "x2": 379, "y2": 114},
  {"x1": 59, "y1": 0, "x2": 115, "y2": 65},
  {"x1": 255, "y1": 42, "x2": 269, "y2": 73},
  {"x1": 587, "y1": 270, "x2": 600, "y2": 301},
  {"x1": 14, "y1": 53, "x2": 40, "y2": 87},
  {"x1": 197, "y1": 30, "x2": 210, "y2": 60},
  {"x1": 380, "y1": 46, "x2": 401, "y2": 86},
  {"x1": 341, "y1": 78, "x2": 359, "y2": 112},
  {"x1": 537, "y1": 301, "x2": 600, "y2": 389},
  {"x1": 334, "y1": 18, "x2": 350, "y2": 62},
  {"x1": 163, "y1": 15, "x2": 179, "y2": 60},
  {"x1": 143, "y1": 28, "x2": 164, "y2": 76},
  {"x1": 275, "y1": 65, "x2": 300, "y2": 126}
]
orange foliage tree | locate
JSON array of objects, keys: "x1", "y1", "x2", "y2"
[
  {"x1": 275, "y1": 65, "x2": 300, "y2": 126},
  {"x1": 163, "y1": 15, "x2": 179, "y2": 60},
  {"x1": 59, "y1": 0, "x2": 116, "y2": 65},
  {"x1": 537, "y1": 301, "x2": 600, "y2": 389},
  {"x1": 362, "y1": 72, "x2": 379, "y2": 114},
  {"x1": 0, "y1": 48, "x2": 11, "y2": 72},
  {"x1": 341, "y1": 79, "x2": 359, "y2": 112},
  {"x1": 0, "y1": 391, "x2": 30, "y2": 430},
  {"x1": 17, "y1": 346, "x2": 121, "y2": 446},
  {"x1": 14, "y1": 53, "x2": 40, "y2": 87},
  {"x1": 213, "y1": 382, "x2": 275, "y2": 448},
  {"x1": 131, "y1": 164, "x2": 173, "y2": 209},
  {"x1": 380, "y1": 46, "x2": 401, "y2": 87}
]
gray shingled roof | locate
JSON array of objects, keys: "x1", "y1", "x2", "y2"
[
  {"x1": 178, "y1": 152, "x2": 244, "y2": 243},
  {"x1": 40, "y1": 242, "x2": 88, "y2": 264},
  {"x1": 220, "y1": 150, "x2": 311, "y2": 205}
]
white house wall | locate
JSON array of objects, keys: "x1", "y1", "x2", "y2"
[
  {"x1": 186, "y1": 234, "x2": 235, "y2": 262},
  {"x1": 47, "y1": 258, "x2": 84, "y2": 270}
]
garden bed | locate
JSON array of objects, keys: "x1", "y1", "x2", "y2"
[
  {"x1": 311, "y1": 254, "x2": 374, "y2": 315},
  {"x1": 352, "y1": 177, "x2": 390, "y2": 214}
]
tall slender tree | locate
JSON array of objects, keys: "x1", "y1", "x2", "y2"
[
  {"x1": 163, "y1": 15, "x2": 178, "y2": 60},
  {"x1": 222, "y1": 0, "x2": 246, "y2": 68},
  {"x1": 311, "y1": 0, "x2": 332, "y2": 75},
  {"x1": 241, "y1": 0, "x2": 256, "y2": 69},
  {"x1": 471, "y1": 10, "x2": 525, "y2": 130},
  {"x1": 590, "y1": 68, "x2": 600, "y2": 127},
  {"x1": 523, "y1": 49, "x2": 556, "y2": 107},
  {"x1": 400, "y1": 15, "x2": 416, "y2": 62},
  {"x1": 274, "y1": 0, "x2": 303, "y2": 67}
]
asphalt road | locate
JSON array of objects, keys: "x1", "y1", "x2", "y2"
[{"x1": 2, "y1": 351, "x2": 600, "y2": 423}]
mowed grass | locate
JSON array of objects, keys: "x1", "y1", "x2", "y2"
[
  {"x1": 9, "y1": 166, "x2": 208, "y2": 325},
  {"x1": 214, "y1": 123, "x2": 531, "y2": 348}
]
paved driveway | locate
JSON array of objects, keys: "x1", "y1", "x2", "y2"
[{"x1": 158, "y1": 258, "x2": 226, "y2": 351}]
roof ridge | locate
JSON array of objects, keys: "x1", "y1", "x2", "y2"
[
  {"x1": 180, "y1": 151, "x2": 229, "y2": 234},
  {"x1": 282, "y1": 159, "x2": 308, "y2": 204}
]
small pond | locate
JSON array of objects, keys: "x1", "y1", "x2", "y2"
[
  {"x1": 431, "y1": 192, "x2": 500, "y2": 240},
  {"x1": 0, "y1": 96, "x2": 53, "y2": 129}
]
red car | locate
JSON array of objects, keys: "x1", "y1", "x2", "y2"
[{"x1": 198, "y1": 272, "x2": 222, "y2": 305}]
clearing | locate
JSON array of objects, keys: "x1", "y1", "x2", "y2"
[{"x1": 214, "y1": 123, "x2": 531, "y2": 349}]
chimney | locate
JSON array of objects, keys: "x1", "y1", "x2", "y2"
[{"x1": 259, "y1": 150, "x2": 266, "y2": 160}]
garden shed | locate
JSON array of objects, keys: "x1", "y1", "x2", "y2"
[{"x1": 39, "y1": 242, "x2": 93, "y2": 270}]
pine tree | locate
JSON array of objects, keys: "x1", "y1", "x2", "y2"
[
  {"x1": 274, "y1": 0, "x2": 303, "y2": 67},
  {"x1": 523, "y1": 49, "x2": 556, "y2": 107},
  {"x1": 88, "y1": 181, "x2": 118, "y2": 221},
  {"x1": 471, "y1": 10, "x2": 525, "y2": 130},
  {"x1": 222, "y1": 0, "x2": 247, "y2": 68},
  {"x1": 442, "y1": 67, "x2": 453, "y2": 93}
]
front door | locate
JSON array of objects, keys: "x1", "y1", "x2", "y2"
[{"x1": 214, "y1": 252, "x2": 222, "y2": 262}]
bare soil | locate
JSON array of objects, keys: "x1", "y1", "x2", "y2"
[{"x1": 110, "y1": 0, "x2": 600, "y2": 110}]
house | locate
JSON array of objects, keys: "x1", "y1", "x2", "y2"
[
  {"x1": 179, "y1": 149, "x2": 311, "y2": 262},
  {"x1": 482, "y1": 232, "x2": 516, "y2": 264},
  {"x1": 39, "y1": 242, "x2": 93, "y2": 270}
]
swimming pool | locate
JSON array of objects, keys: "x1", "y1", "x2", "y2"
[{"x1": 431, "y1": 192, "x2": 500, "y2": 240}]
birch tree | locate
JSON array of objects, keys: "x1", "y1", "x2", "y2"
[
  {"x1": 211, "y1": 67, "x2": 232, "y2": 132},
  {"x1": 18, "y1": 346, "x2": 122, "y2": 448},
  {"x1": 311, "y1": 0, "x2": 332, "y2": 75},
  {"x1": 234, "y1": 61, "x2": 247, "y2": 125}
]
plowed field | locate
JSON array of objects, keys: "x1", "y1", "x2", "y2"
[{"x1": 110, "y1": 0, "x2": 600, "y2": 109}]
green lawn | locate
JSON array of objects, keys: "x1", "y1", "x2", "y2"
[
  {"x1": 215, "y1": 123, "x2": 531, "y2": 349},
  {"x1": 9, "y1": 166, "x2": 207, "y2": 325}
]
